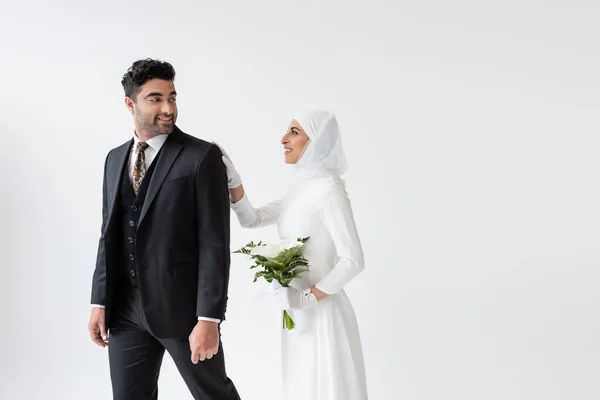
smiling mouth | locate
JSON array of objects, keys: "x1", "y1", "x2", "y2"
[
  {"x1": 284, "y1": 148, "x2": 292, "y2": 154},
  {"x1": 157, "y1": 116, "x2": 173, "y2": 123}
]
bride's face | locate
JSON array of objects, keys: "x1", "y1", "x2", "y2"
[{"x1": 281, "y1": 119, "x2": 310, "y2": 164}]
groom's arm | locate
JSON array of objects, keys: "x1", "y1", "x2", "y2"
[
  {"x1": 90, "y1": 152, "x2": 110, "y2": 307},
  {"x1": 194, "y1": 143, "x2": 231, "y2": 321}
]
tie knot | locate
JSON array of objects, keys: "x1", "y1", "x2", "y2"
[{"x1": 137, "y1": 142, "x2": 149, "y2": 152}]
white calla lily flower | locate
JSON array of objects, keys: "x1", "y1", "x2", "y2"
[{"x1": 250, "y1": 244, "x2": 284, "y2": 258}]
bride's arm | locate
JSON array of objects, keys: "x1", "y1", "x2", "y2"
[
  {"x1": 312, "y1": 192, "x2": 365, "y2": 298},
  {"x1": 230, "y1": 184, "x2": 281, "y2": 228},
  {"x1": 216, "y1": 144, "x2": 280, "y2": 228}
]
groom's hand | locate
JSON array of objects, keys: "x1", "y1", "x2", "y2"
[
  {"x1": 189, "y1": 320, "x2": 219, "y2": 364},
  {"x1": 88, "y1": 308, "x2": 108, "y2": 347}
]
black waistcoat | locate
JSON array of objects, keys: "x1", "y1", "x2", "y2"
[{"x1": 116, "y1": 147, "x2": 161, "y2": 287}]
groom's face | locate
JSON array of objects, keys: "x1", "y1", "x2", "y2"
[{"x1": 126, "y1": 78, "x2": 178, "y2": 137}]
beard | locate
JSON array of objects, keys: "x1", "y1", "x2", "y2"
[{"x1": 136, "y1": 113, "x2": 175, "y2": 136}]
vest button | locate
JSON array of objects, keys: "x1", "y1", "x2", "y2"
[
  {"x1": 131, "y1": 205, "x2": 138, "y2": 212},
  {"x1": 128, "y1": 237, "x2": 134, "y2": 243},
  {"x1": 130, "y1": 270, "x2": 136, "y2": 277},
  {"x1": 129, "y1": 220, "x2": 135, "y2": 227},
  {"x1": 129, "y1": 254, "x2": 135, "y2": 261}
]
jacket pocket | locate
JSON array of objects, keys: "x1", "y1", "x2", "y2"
[
  {"x1": 173, "y1": 262, "x2": 197, "y2": 280},
  {"x1": 162, "y1": 176, "x2": 189, "y2": 189}
]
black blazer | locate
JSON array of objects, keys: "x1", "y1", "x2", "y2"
[{"x1": 90, "y1": 126, "x2": 231, "y2": 338}]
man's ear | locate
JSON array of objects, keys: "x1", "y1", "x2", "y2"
[{"x1": 125, "y1": 97, "x2": 135, "y2": 115}]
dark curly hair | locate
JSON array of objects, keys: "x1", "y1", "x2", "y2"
[{"x1": 121, "y1": 58, "x2": 176, "y2": 101}]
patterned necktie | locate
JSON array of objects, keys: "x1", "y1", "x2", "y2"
[{"x1": 132, "y1": 142, "x2": 150, "y2": 195}]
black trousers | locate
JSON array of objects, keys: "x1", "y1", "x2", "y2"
[{"x1": 108, "y1": 284, "x2": 241, "y2": 400}]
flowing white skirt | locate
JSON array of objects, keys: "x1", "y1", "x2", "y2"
[{"x1": 281, "y1": 290, "x2": 368, "y2": 400}]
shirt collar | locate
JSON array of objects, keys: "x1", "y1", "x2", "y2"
[{"x1": 132, "y1": 132, "x2": 169, "y2": 152}]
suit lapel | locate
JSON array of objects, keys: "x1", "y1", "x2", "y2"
[
  {"x1": 138, "y1": 129, "x2": 184, "y2": 228},
  {"x1": 105, "y1": 140, "x2": 133, "y2": 233}
]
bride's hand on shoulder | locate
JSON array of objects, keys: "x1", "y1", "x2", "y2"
[{"x1": 212, "y1": 141, "x2": 242, "y2": 189}]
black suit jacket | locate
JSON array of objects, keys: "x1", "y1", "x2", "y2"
[{"x1": 90, "y1": 126, "x2": 231, "y2": 338}]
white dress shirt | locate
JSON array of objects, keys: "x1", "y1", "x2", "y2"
[
  {"x1": 92, "y1": 132, "x2": 220, "y2": 323},
  {"x1": 127, "y1": 133, "x2": 169, "y2": 183}
]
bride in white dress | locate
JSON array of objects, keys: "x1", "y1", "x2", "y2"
[{"x1": 221, "y1": 110, "x2": 368, "y2": 400}]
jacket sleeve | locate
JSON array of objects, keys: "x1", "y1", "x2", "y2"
[
  {"x1": 90, "y1": 152, "x2": 110, "y2": 306},
  {"x1": 194, "y1": 144, "x2": 232, "y2": 320}
]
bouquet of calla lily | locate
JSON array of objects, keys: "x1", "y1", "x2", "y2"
[{"x1": 234, "y1": 237, "x2": 310, "y2": 330}]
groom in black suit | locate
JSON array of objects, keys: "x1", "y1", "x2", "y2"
[{"x1": 88, "y1": 58, "x2": 241, "y2": 400}]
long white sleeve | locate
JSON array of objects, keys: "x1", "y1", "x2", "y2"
[
  {"x1": 315, "y1": 193, "x2": 365, "y2": 295},
  {"x1": 230, "y1": 193, "x2": 281, "y2": 228}
]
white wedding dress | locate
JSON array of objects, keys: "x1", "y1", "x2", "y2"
[{"x1": 231, "y1": 174, "x2": 369, "y2": 400}]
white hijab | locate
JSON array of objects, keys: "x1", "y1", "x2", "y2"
[{"x1": 292, "y1": 110, "x2": 348, "y2": 183}]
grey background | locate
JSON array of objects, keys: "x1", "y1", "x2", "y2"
[{"x1": 1, "y1": 0, "x2": 598, "y2": 399}]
